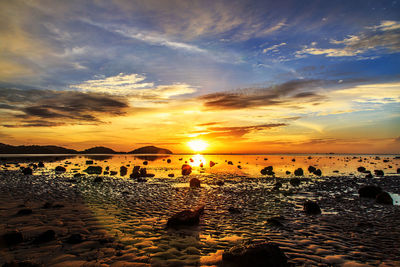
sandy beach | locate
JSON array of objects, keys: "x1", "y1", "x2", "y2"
[{"x1": 1, "y1": 155, "x2": 400, "y2": 266}]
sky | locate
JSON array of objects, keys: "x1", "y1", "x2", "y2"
[{"x1": 0, "y1": 0, "x2": 400, "y2": 153}]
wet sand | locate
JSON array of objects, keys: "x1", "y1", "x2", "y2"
[{"x1": 1, "y1": 155, "x2": 400, "y2": 266}]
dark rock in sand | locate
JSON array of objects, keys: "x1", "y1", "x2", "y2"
[
  {"x1": 85, "y1": 160, "x2": 94, "y2": 165},
  {"x1": 374, "y1": 170, "x2": 384, "y2": 176},
  {"x1": 397, "y1": 168, "x2": 400, "y2": 174},
  {"x1": 365, "y1": 173, "x2": 373, "y2": 178},
  {"x1": 303, "y1": 200, "x2": 321, "y2": 215},
  {"x1": 222, "y1": 242, "x2": 288, "y2": 267},
  {"x1": 181, "y1": 164, "x2": 192, "y2": 176},
  {"x1": 189, "y1": 178, "x2": 201, "y2": 188},
  {"x1": 294, "y1": 168, "x2": 304, "y2": 176},
  {"x1": 313, "y1": 169, "x2": 322, "y2": 176},
  {"x1": 93, "y1": 177, "x2": 103, "y2": 183},
  {"x1": 42, "y1": 202, "x2": 52, "y2": 209},
  {"x1": 168, "y1": 173, "x2": 175, "y2": 177},
  {"x1": 120, "y1": 166, "x2": 128, "y2": 176},
  {"x1": 285, "y1": 171, "x2": 291, "y2": 175},
  {"x1": 1, "y1": 230, "x2": 23, "y2": 246},
  {"x1": 308, "y1": 166, "x2": 316, "y2": 173},
  {"x1": 143, "y1": 161, "x2": 148, "y2": 165},
  {"x1": 73, "y1": 173, "x2": 83, "y2": 178},
  {"x1": 260, "y1": 166, "x2": 274, "y2": 176},
  {"x1": 22, "y1": 167, "x2": 32, "y2": 175},
  {"x1": 376, "y1": 192, "x2": 393, "y2": 205},
  {"x1": 16, "y1": 208, "x2": 32, "y2": 216},
  {"x1": 38, "y1": 162, "x2": 45, "y2": 168},
  {"x1": 216, "y1": 180, "x2": 224, "y2": 186},
  {"x1": 55, "y1": 166, "x2": 66, "y2": 173},
  {"x1": 228, "y1": 161, "x2": 233, "y2": 165},
  {"x1": 110, "y1": 171, "x2": 117, "y2": 175},
  {"x1": 65, "y1": 233, "x2": 83, "y2": 244},
  {"x1": 357, "y1": 166, "x2": 366, "y2": 172},
  {"x1": 84, "y1": 166, "x2": 102, "y2": 174},
  {"x1": 210, "y1": 161, "x2": 216, "y2": 167},
  {"x1": 289, "y1": 178, "x2": 301, "y2": 187},
  {"x1": 359, "y1": 185, "x2": 382, "y2": 198},
  {"x1": 33, "y1": 230, "x2": 55, "y2": 244},
  {"x1": 167, "y1": 206, "x2": 204, "y2": 228},
  {"x1": 167, "y1": 159, "x2": 171, "y2": 163},
  {"x1": 274, "y1": 181, "x2": 282, "y2": 190}
]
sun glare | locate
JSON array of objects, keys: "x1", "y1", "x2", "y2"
[{"x1": 187, "y1": 140, "x2": 208, "y2": 152}]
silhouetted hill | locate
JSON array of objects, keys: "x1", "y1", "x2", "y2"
[
  {"x1": 0, "y1": 143, "x2": 78, "y2": 154},
  {"x1": 129, "y1": 146, "x2": 172, "y2": 154},
  {"x1": 80, "y1": 146, "x2": 116, "y2": 154}
]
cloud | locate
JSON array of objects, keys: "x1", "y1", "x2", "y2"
[
  {"x1": 71, "y1": 73, "x2": 197, "y2": 99},
  {"x1": 296, "y1": 20, "x2": 400, "y2": 58},
  {"x1": 0, "y1": 88, "x2": 129, "y2": 127},
  {"x1": 263, "y1": 42, "x2": 287, "y2": 54},
  {"x1": 199, "y1": 79, "x2": 327, "y2": 110}
]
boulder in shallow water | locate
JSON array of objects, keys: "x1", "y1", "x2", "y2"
[
  {"x1": 222, "y1": 242, "x2": 288, "y2": 267},
  {"x1": 84, "y1": 166, "x2": 102, "y2": 174},
  {"x1": 110, "y1": 171, "x2": 117, "y2": 176},
  {"x1": 397, "y1": 168, "x2": 400, "y2": 174},
  {"x1": 85, "y1": 160, "x2": 93, "y2": 165},
  {"x1": 308, "y1": 166, "x2": 316, "y2": 173},
  {"x1": 120, "y1": 166, "x2": 128, "y2": 176},
  {"x1": 22, "y1": 167, "x2": 32, "y2": 175},
  {"x1": 33, "y1": 230, "x2": 55, "y2": 244},
  {"x1": 289, "y1": 178, "x2": 301, "y2": 186},
  {"x1": 210, "y1": 161, "x2": 216, "y2": 167},
  {"x1": 181, "y1": 164, "x2": 192, "y2": 176},
  {"x1": 358, "y1": 185, "x2": 382, "y2": 198},
  {"x1": 294, "y1": 168, "x2": 304, "y2": 176},
  {"x1": 303, "y1": 200, "x2": 321, "y2": 215},
  {"x1": 168, "y1": 173, "x2": 175, "y2": 178},
  {"x1": 93, "y1": 177, "x2": 103, "y2": 183},
  {"x1": 167, "y1": 206, "x2": 205, "y2": 228},
  {"x1": 376, "y1": 192, "x2": 393, "y2": 205},
  {"x1": 189, "y1": 177, "x2": 201, "y2": 188},
  {"x1": 374, "y1": 170, "x2": 384, "y2": 176},
  {"x1": 313, "y1": 169, "x2": 322, "y2": 176},
  {"x1": 357, "y1": 166, "x2": 366, "y2": 173},
  {"x1": 1, "y1": 230, "x2": 23, "y2": 246},
  {"x1": 55, "y1": 166, "x2": 66, "y2": 173}
]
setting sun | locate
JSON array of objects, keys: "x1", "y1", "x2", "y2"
[{"x1": 187, "y1": 140, "x2": 208, "y2": 152}]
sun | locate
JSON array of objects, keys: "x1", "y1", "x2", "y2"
[{"x1": 187, "y1": 140, "x2": 208, "y2": 152}]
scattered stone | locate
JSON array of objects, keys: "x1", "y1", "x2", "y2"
[
  {"x1": 228, "y1": 207, "x2": 241, "y2": 214},
  {"x1": 120, "y1": 166, "x2": 128, "y2": 176},
  {"x1": 358, "y1": 185, "x2": 382, "y2": 198},
  {"x1": 55, "y1": 166, "x2": 66, "y2": 173},
  {"x1": 38, "y1": 162, "x2": 45, "y2": 168},
  {"x1": 273, "y1": 181, "x2": 282, "y2": 190},
  {"x1": 260, "y1": 166, "x2": 274, "y2": 176},
  {"x1": 210, "y1": 161, "x2": 216, "y2": 167},
  {"x1": 289, "y1": 178, "x2": 301, "y2": 187},
  {"x1": 365, "y1": 173, "x2": 373, "y2": 178},
  {"x1": 308, "y1": 166, "x2": 316, "y2": 173},
  {"x1": 73, "y1": 173, "x2": 83, "y2": 178},
  {"x1": 222, "y1": 242, "x2": 288, "y2": 267},
  {"x1": 22, "y1": 167, "x2": 33, "y2": 175},
  {"x1": 303, "y1": 200, "x2": 321, "y2": 215},
  {"x1": 143, "y1": 161, "x2": 148, "y2": 165},
  {"x1": 285, "y1": 171, "x2": 291, "y2": 175},
  {"x1": 110, "y1": 171, "x2": 117, "y2": 175},
  {"x1": 228, "y1": 161, "x2": 233, "y2": 165},
  {"x1": 376, "y1": 192, "x2": 393, "y2": 205},
  {"x1": 313, "y1": 169, "x2": 322, "y2": 176},
  {"x1": 93, "y1": 177, "x2": 103, "y2": 183},
  {"x1": 181, "y1": 164, "x2": 192, "y2": 176},
  {"x1": 167, "y1": 206, "x2": 205, "y2": 228},
  {"x1": 2, "y1": 261, "x2": 42, "y2": 267},
  {"x1": 86, "y1": 160, "x2": 93, "y2": 165},
  {"x1": 168, "y1": 173, "x2": 175, "y2": 178},
  {"x1": 374, "y1": 170, "x2": 384, "y2": 176},
  {"x1": 189, "y1": 178, "x2": 201, "y2": 188},
  {"x1": 357, "y1": 166, "x2": 366, "y2": 173},
  {"x1": 267, "y1": 216, "x2": 285, "y2": 227},
  {"x1": 16, "y1": 208, "x2": 33, "y2": 216},
  {"x1": 294, "y1": 168, "x2": 304, "y2": 176},
  {"x1": 167, "y1": 159, "x2": 171, "y2": 163},
  {"x1": 84, "y1": 166, "x2": 102, "y2": 175},
  {"x1": 32, "y1": 230, "x2": 55, "y2": 244},
  {"x1": 1, "y1": 230, "x2": 23, "y2": 246},
  {"x1": 216, "y1": 180, "x2": 224, "y2": 186},
  {"x1": 65, "y1": 233, "x2": 83, "y2": 244},
  {"x1": 397, "y1": 168, "x2": 400, "y2": 174}
]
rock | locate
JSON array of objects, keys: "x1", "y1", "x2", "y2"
[
  {"x1": 167, "y1": 159, "x2": 171, "y2": 163},
  {"x1": 216, "y1": 180, "x2": 224, "y2": 186},
  {"x1": 168, "y1": 173, "x2": 175, "y2": 178},
  {"x1": 210, "y1": 161, "x2": 216, "y2": 167},
  {"x1": 285, "y1": 171, "x2": 290, "y2": 175},
  {"x1": 2, "y1": 261, "x2": 42, "y2": 267},
  {"x1": 181, "y1": 164, "x2": 192, "y2": 176},
  {"x1": 228, "y1": 161, "x2": 233, "y2": 165},
  {"x1": 143, "y1": 161, "x2": 148, "y2": 165},
  {"x1": 303, "y1": 200, "x2": 321, "y2": 215},
  {"x1": 267, "y1": 216, "x2": 285, "y2": 227},
  {"x1": 105, "y1": 166, "x2": 110, "y2": 171},
  {"x1": 84, "y1": 166, "x2": 102, "y2": 175},
  {"x1": 120, "y1": 166, "x2": 128, "y2": 176},
  {"x1": 358, "y1": 185, "x2": 382, "y2": 198},
  {"x1": 289, "y1": 178, "x2": 301, "y2": 187},
  {"x1": 110, "y1": 171, "x2": 117, "y2": 175},
  {"x1": 365, "y1": 173, "x2": 373, "y2": 178},
  {"x1": 55, "y1": 166, "x2": 66, "y2": 173},
  {"x1": 260, "y1": 166, "x2": 274, "y2": 176},
  {"x1": 273, "y1": 181, "x2": 282, "y2": 190},
  {"x1": 294, "y1": 168, "x2": 304, "y2": 176},
  {"x1": 357, "y1": 166, "x2": 366, "y2": 172},
  {"x1": 33, "y1": 230, "x2": 55, "y2": 244},
  {"x1": 376, "y1": 192, "x2": 393, "y2": 205},
  {"x1": 374, "y1": 170, "x2": 384, "y2": 176},
  {"x1": 1, "y1": 230, "x2": 23, "y2": 246},
  {"x1": 16, "y1": 208, "x2": 33, "y2": 216},
  {"x1": 308, "y1": 166, "x2": 316, "y2": 173},
  {"x1": 189, "y1": 178, "x2": 201, "y2": 188},
  {"x1": 65, "y1": 233, "x2": 83, "y2": 244},
  {"x1": 22, "y1": 167, "x2": 33, "y2": 175},
  {"x1": 73, "y1": 173, "x2": 83, "y2": 178},
  {"x1": 167, "y1": 206, "x2": 205, "y2": 228},
  {"x1": 397, "y1": 168, "x2": 400, "y2": 174},
  {"x1": 292, "y1": 158, "x2": 295, "y2": 162},
  {"x1": 228, "y1": 207, "x2": 241, "y2": 214},
  {"x1": 313, "y1": 169, "x2": 322, "y2": 176},
  {"x1": 222, "y1": 242, "x2": 288, "y2": 267},
  {"x1": 86, "y1": 160, "x2": 93, "y2": 165}
]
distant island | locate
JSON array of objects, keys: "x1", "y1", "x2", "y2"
[{"x1": 0, "y1": 143, "x2": 172, "y2": 154}]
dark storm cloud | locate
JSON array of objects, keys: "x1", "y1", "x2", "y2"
[
  {"x1": 199, "y1": 79, "x2": 327, "y2": 110},
  {"x1": 0, "y1": 88, "x2": 129, "y2": 127}
]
